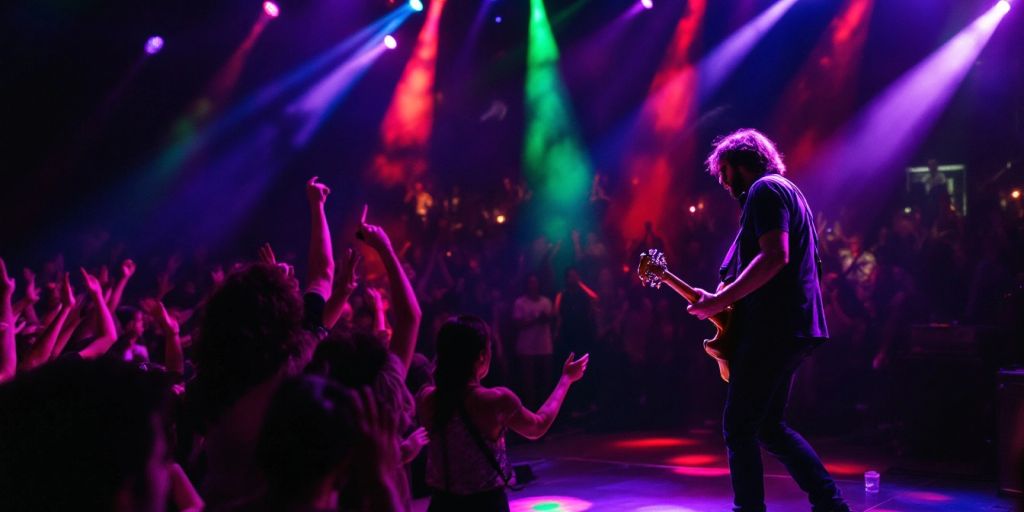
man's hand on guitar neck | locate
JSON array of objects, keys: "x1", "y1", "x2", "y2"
[{"x1": 686, "y1": 287, "x2": 730, "y2": 321}]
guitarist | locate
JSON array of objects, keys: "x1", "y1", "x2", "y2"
[{"x1": 686, "y1": 129, "x2": 849, "y2": 512}]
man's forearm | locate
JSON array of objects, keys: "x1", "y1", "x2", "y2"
[{"x1": 718, "y1": 253, "x2": 786, "y2": 306}]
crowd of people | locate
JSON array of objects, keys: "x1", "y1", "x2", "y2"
[
  {"x1": 0, "y1": 159, "x2": 1020, "y2": 510},
  {"x1": 0, "y1": 177, "x2": 588, "y2": 511}
]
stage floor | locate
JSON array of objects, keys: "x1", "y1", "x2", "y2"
[{"x1": 413, "y1": 429, "x2": 1017, "y2": 511}]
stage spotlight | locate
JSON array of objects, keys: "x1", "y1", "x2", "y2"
[
  {"x1": 1012, "y1": 189, "x2": 1021, "y2": 200},
  {"x1": 997, "y1": 0, "x2": 1011, "y2": 13},
  {"x1": 641, "y1": 0, "x2": 654, "y2": 9},
  {"x1": 144, "y1": 36, "x2": 164, "y2": 55},
  {"x1": 263, "y1": 1, "x2": 280, "y2": 17},
  {"x1": 384, "y1": 35, "x2": 398, "y2": 49},
  {"x1": 410, "y1": 0, "x2": 424, "y2": 11},
  {"x1": 496, "y1": 214, "x2": 507, "y2": 224},
  {"x1": 495, "y1": 16, "x2": 503, "y2": 23},
  {"x1": 688, "y1": 205, "x2": 696, "y2": 213}
]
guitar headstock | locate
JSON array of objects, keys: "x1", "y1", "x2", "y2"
[{"x1": 637, "y1": 248, "x2": 668, "y2": 289}]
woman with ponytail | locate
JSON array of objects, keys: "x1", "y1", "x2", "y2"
[{"x1": 417, "y1": 315, "x2": 589, "y2": 511}]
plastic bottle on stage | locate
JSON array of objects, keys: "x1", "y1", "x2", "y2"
[{"x1": 864, "y1": 470, "x2": 880, "y2": 493}]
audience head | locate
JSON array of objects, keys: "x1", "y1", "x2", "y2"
[
  {"x1": 0, "y1": 358, "x2": 172, "y2": 512},
  {"x1": 257, "y1": 375, "x2": 364, "y2": 507},
  {"x1": 191, "y1": 262, "x2": 310, "y2": 425},
  {"x1": 116, "y1": 306, "x2": 146, "y2": 339},
  {"x1": 434, "y1": 316, "x2": 491, "y2": 405}
]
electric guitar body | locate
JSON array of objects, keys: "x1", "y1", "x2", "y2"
[{"x1": 637, "y1": 248, "x2": 736, "y2": 382}]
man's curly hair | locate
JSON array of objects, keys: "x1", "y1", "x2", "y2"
[
  {"x1": 190, "y1": 263, "x2": 311, "y2": 425},
  {"x1": 706, "y1": 128, "x2": 787, "y2": 179}
]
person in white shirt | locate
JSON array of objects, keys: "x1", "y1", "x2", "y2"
[{"x1": 513, "y1": 275, "x2": 554, "y2": 408}]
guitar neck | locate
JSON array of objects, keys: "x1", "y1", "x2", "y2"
[{"x1": 660, "y1": 270, "x2": 702, "y2": 304}]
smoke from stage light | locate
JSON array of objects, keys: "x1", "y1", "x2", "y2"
[
  {"x1": 263, "y1": 1, "x2": 280, "y2": 18},
  {"x1": 384, "y1": 35, "x2": 398, "y2": 49},
  {"x1": 144, "y1": 36, "x2": 164, "y2": 55}
]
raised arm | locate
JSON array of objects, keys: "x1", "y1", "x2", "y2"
[
  {"x1": 50, "y1": 294, "x2": 85, "y2": 361},
  {"x1": 77, "y1": 268, "x2": 120, "y2": 360},
  {"x1": 365, "y1": 287, "x2": 390, "y2": 343},
  {"x1": 19, "y1": 273, "x2": 75, "y2": 371},
  {"x1": 0, "y1": 259, "x2": 17, "y2": 382},
  {"x1": 323, "y1": 248, "x2": 360, "y2": 329},
  {"x1": 144, "y1": 299, "x2": 184, "y2": 376},
  {"x1": 106, "y1": 259, "x2": 136, "y2": 310},
  {"x1": 358, "y1": 205, "x2": 422, "y2": 375},
  {"x1": 306, "y1": 176, "x2": 335, "y2": 299},
  {"x1": 505, "y1": 352, "x2": 588, "y2": 440},
  {"x1": 12, "y1": 268, "x2": 41, "y2": 325}
]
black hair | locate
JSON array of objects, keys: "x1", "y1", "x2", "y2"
[
  {"x1": 257, "y1": 375, "x2": 361, "y2": 504},
  {"x1": 190, "y1": 263, "x2": 311, "y2": 426},
  {"x1": 0, "y1": 358, "x2": 171, "y2": 511},
  {"x1": 432, "y1": 315, "x2": 490, "y2": 428}
]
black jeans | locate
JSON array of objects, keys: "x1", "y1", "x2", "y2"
[
  {"x1": 723, "y1": 337, "x2": 847, "y2": 512},
  {"x1": 427, "y1": 488, "x2": 509, "y2": 512}
]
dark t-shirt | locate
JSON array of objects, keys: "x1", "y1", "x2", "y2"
[{"x1": 720, "y1": 175, "x2": 829, "y2": 340}]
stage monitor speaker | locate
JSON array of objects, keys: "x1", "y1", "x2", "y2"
[{"x1": 997, "y1": 368, "x2": 1024, "y2": 496}]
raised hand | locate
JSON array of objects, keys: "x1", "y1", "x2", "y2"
[
  {"x1": 0, "y1": 259, "x2": 15, "y2": 300},
  {"x1": 23, "y1": 268, "x2": 40, "y2": 303},
  {"x1": 335, "y1": 248, "x2": 361, "y2": 297},
  {"x1": 81, "y1": 268, "x2": 104, "y2": 297},
  {"x1": 259, "y1": 243, "x2": 295, "y2": 278},
  {"x1": 210, "y1": 266, "x2": 225, "y2": 287},
  {"x1": 97, "y1": 266, "x2": 111, "y2": 289},
  {"x1": 357, "y1": 204, "x2": 394, "y2": 254},
  {"x1": 60, "y1": 273, "x2": 76, "y2": 309},
  {"x1": 142, "y1": 298, "x2": 180, "y2": 336},
  {"x1": 258, "y1": 242, "x2": 277, "y2": 265},
  {"x1": 156, "y1": 271, "x2": 175, "y2": 299},
  {"x1": 121, "y1": 259, "x2": 137, "y2": 278},
  {"x1": 562, "y1": 352, "x2": 590, "y2": 383},
  {"x1": 306, "y1": 176, "x2": 331, "y2": 206},
  {"x1": 366, "y1": 287, "x2": 384, "y2": 311}
]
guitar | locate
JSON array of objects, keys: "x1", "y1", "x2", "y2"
[{"x1": 637, "y1": 248, "x2": 735, "y2": 382}]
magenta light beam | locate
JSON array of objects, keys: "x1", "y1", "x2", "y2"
[
  {"x1": 808, "y1": 1, "x2": 1010, "y2": 196},
  {"x1": 697, "y1": 0, "x2": 798, "y2": 103}
]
